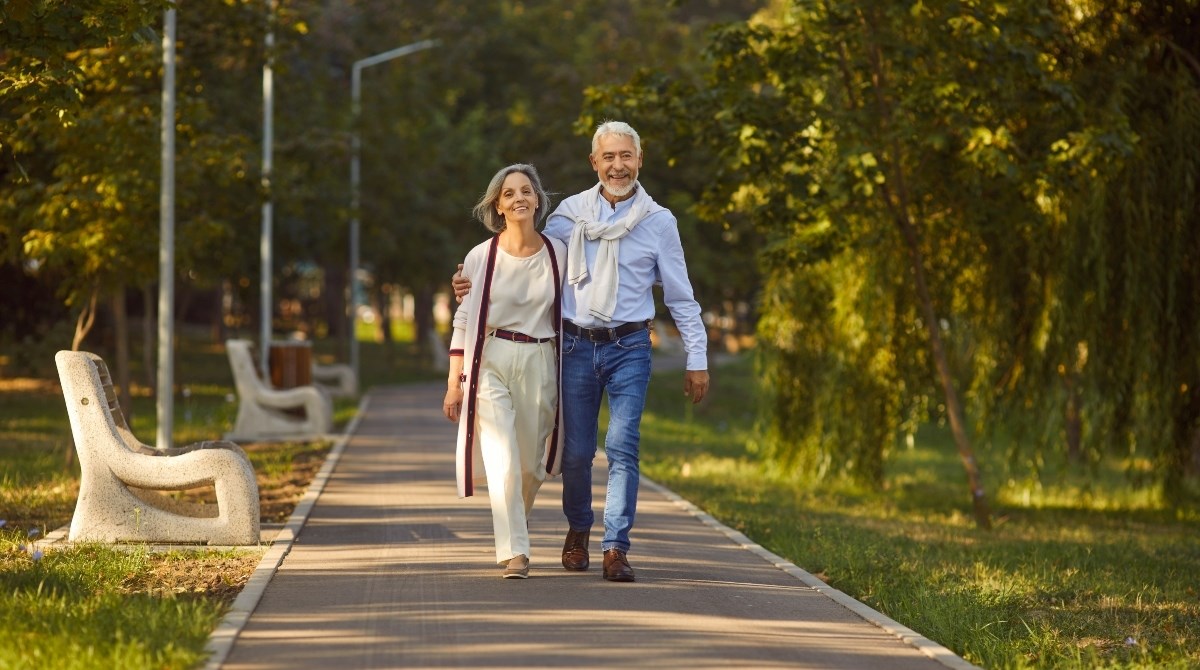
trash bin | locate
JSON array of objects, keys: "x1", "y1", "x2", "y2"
[{"x1": 269, "y1": 341, "x2": 312, "y2": 389}]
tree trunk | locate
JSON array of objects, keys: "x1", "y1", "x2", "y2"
[
  {"x1": 370, "y1": 281, "x2": 386, "y2": 343},
  {"x1": 176, "y1": 286, "x2": 194, "y2": 336},
  {"x1": 112, "y1": 288, "x2": 133, "y2": 422},
  {"x1": 414, "y1": 286, "x2": 434, "y2": 353},
  {"x1": 212, "y1": 284, "x2": 226, "y2": 345},
  {"x1": 1166, "y1": 382, "x2": 1200, "y2": 501},
  {"x1": 894, "y1": 214, "x2": 993, "y2": 530},
  {"x1": 1186, "y1": 423, "x2": 1200, "y2": 480},
  {"x1": 855, "y1": 7, "x2": 992, "y2": 529},
  {"x1": 323, "y1": 263, "x2": 347, "y2": 357},
  {"x1": 142, "y1": 283, "x2": 155, "y2": 390},
  {"x1": 380, "y1": 282, "x2": 394, "y2": 347},
  {"x1": 1064, "y1": 374, "x2": 1082, "y2": 464},
  {"x1": 71, "y1": 285, "x2": 100, "y2": 351}
]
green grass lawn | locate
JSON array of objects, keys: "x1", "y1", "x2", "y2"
[
  {"x1": 635, "y1": 354, "x2": 1200, "y2": 669},
  {"x1": 0, "y1": 539, "x2": 240, "y2": 669}
]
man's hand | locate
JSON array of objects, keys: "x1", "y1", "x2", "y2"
[
  {"x1": 452, "y1": 264, "x2": 472, "y2": 304},
  {"x1": 684, "y1": 370, "x2": 710, "y2": 404}
]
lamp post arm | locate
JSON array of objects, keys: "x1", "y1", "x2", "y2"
[
  {"x1": 348, "y1": 38, "x2": 440, "y2": 381},
  {"x1": 353, "y1": 39, "x2": 440, "y2": 73}
]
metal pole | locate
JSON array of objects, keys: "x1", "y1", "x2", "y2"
[
  {"x1": 348, "y1": 39, "x2": 438, "y2": 381},
  {"x1": 156, "y1": 8, "x2": 176, "y2": 450},
  {"x1": 260, "y1": 1, "x2": 275, "y2": 378},
  {"x1": 349, "y1": 65, "x2": 361, "y2": 383}
]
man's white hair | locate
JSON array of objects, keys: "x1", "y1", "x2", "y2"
[{"x1": 591, "y1": 120, "x2": 642, "y2": 156}]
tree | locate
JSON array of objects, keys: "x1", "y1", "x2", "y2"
[
  {"x1": 1, "y1": 0, "x2": 168, "y2": 355},
  {"x1": 1024, "y1": 0, "x2": 1200, "y2": 503},
  {"x1": 596, "y1": 0, "x2": 1200, "y2": 516}
]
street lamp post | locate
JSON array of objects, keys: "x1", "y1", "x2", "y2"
[
  {"x1": 349, "y1": 39, "x2": 438, "y2": 382},
  {"x1": 156, "y1": 7, "x2": 177, "y2": 450},
  {"x1": 260, "y1": 0, "x2": 276, "y2": 379}
]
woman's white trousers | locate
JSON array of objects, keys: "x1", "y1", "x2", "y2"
[{"x1": 474, "y1": 336, "x2": 556, "y2": 564}]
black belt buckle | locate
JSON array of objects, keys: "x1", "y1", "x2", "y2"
[
  {"x1": 583, "y1": 326, "x2": 615, "y2": 342},
  {"x1": 570, "y1": 321, "x2": 645, "y2": 342}
]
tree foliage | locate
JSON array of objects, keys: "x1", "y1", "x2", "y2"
[
  {"x1": 1, "y1": 1, "x2": 268, "y2": 349},
  {"x1": 0, "y1": 0, "x2": 167, "y2": 146},
  {"x1": 338, "y1": 0, "x2": 760, "y2": 343},
  {"x1": 1026, "y1": 0, "x2": 1200, "y2": 501},
  {"x1": 594, "y1": 0, "x2": 1200, "y2": 509},
  {"x1": 0, "y1": 0, "x2": 759, "y2": 357}
]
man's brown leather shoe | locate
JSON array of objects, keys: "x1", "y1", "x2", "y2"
[
  {"x1": 602, "y1": 549, "x2": 635, "y2": 582},
  {"x1": 561, "y1": 528, "x2": 590, "y2": 571}
]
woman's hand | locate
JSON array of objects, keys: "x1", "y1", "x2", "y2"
[{"x1": 443, "y1": 385, "x2": 464, "y2": 422}]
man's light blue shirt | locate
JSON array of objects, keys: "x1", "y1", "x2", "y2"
[{"x1": 545, "y1": 186, "x2": 707, "y2": 371}]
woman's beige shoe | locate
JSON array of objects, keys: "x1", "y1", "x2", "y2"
[{"x1": 503, "y1": 554, "x2": 529, "y2": 579}]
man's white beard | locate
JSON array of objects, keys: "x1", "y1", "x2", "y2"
[{"x1": 603, "y1": 178, "x2": 636, "y2": 198}]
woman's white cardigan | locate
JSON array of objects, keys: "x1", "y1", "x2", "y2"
[{"x1": 449, "y1": 233, "x2": 567, "y2": 498}]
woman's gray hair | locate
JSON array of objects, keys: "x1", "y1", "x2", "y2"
[
  {"x1": 472, "y1": 163, "x2": 552, "y2": 234},
  {"x1": 591, "y1": 120, "x2": 642, "y2": 156}
]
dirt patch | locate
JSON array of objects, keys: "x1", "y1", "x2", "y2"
[
  {"x1": 123, "y1": 440, "x2": 332, "y2": 603},
  {"x1": 122, "y1": 552, "x2": 262, "y2": 606},
  {"x1": 252, "y1": 444, "x2": 329, "y2": 523},
  {"x1": 168, "y1": 442, "x2": 331, "y2": 524},
  {"x1": 0, "y1": 440, "x2": 332, "y2": 607}
]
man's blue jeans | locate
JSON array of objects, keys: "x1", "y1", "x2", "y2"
[{"x1": 560, "y1": 327, "x2": 652, "y2": 554}]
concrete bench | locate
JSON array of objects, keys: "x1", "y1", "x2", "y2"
[
  {"x1": 225, "y1": 339, "x2": 332, "y2": 441},
  {"x1": 312, "y1": 360, "x2": 357, "y2": 398},
  {"x1": 428, "y1": 327, "x2": 449, "y2": 369},
  {"x1": 653, "y1": 319, "x2": 686, "y2": 353},
  {"x1": 55, "y1": 350, "x2": 261, "y2": 545}
]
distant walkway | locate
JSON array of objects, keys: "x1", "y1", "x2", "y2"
[{"x1": 212, "y1": 382, "x2": 976, "y2": 669}]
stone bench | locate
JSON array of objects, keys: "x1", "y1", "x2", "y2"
[
  {"x1": 55, "y1": 350, "x2": 261, "y2": 545},
  {"x1": 653, "y1": 319, "x2": 686, "y2": 353},
  {"x1": 225, "y1": 339, "x2": 332, "y2": 441},
  {"x1": 312, "y1": 360, "x2": 357, "y2": 398},
  {"x1": 428, "y1": 326, "x2": 449, "y2": 370}
]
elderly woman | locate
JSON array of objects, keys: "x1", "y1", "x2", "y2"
[{"x1": 443, "y1": 163, "x2": 566, "y2": 579}]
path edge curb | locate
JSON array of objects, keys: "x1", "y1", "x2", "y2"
[
  {"x1": 640, "y1": 476, "x2": 982, "y2": 670},
  {"x1": 202, "y1": 393, "x2": 372, "y2": 670}
]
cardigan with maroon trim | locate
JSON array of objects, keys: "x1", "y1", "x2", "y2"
[{"x1": 449, "y1": 233, "x2": 566, "y2": 498}]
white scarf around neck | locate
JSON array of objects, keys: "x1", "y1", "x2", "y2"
[{"x1": 562, "y1": 182, "x2": 654, "y2": 322}]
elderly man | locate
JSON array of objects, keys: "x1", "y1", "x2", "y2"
[{"x1": 455, "y1": 121, "x2": 709, "y2": 582}]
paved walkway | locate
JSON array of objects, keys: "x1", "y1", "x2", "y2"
[{"x1": 209, "y1": 382, "x2": 977, "y2": 670}]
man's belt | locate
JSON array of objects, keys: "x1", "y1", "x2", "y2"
[
  {"x1": 563, "y1": 319, "x2": 651, "y2": 343},
  {"x1": 491, "y1": 329, "x2": 554, "y2": 343}
]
